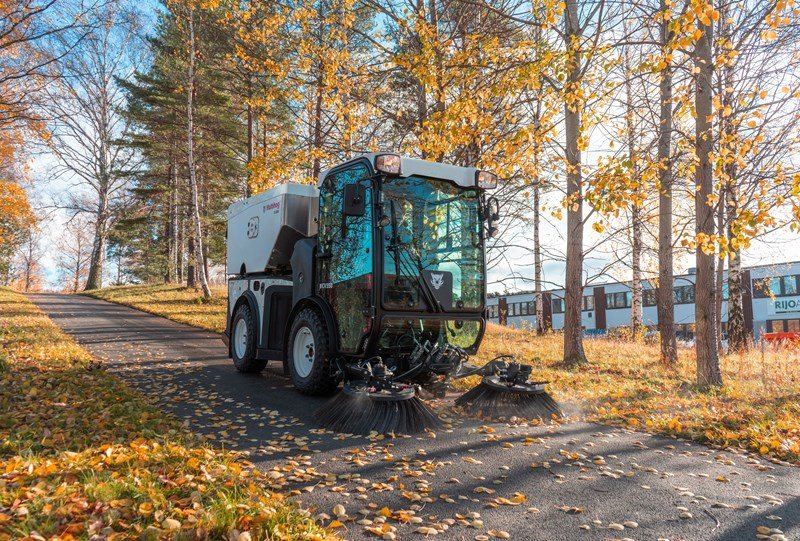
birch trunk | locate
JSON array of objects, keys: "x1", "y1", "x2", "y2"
[
  {"x1": 311, "y1": 75, "x2": 324, "y2": 181},
  {"x1": 719, "y1": 5, "x2": 747, "y2": 352},
  {"x1": 167, "y1": 160, "x2": 178, "y2": 283},
  {"x1": 727, "y1": 190, "x2": 747, "y2": 351},
  {"x1": 534, "y1": 170, "x2": 543, "y2": 335},
  {"x1": 624, "y1": 39, "x2": 642, "y2": 335},
  {"x1": 85, "y1": 194, "x2": 107, "y2": 290},
  {"x1": 186, "y1": 7, "x2": 211, "y2": 300}
]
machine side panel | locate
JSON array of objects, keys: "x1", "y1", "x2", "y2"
[{"x1": 226, "y1": 183, "x2": 319, "y2": 275}]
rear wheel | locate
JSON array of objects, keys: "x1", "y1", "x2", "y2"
[
  {"x1": 231, "y1": 304, "x2": 267, "y2": 373},
  {"x1": 288, "y1": 308, "x2": 338, "y2": 395}
]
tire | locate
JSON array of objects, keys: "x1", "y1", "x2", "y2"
[
  {"x1": 231, "y1": 303, "x2": 267, "y2": 374},
  {"x1": 287, "y1": 308, "x2": 338, "y2": 395}
]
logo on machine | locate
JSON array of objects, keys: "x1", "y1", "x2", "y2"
[
  {"x1": 319, "y1": 282, "x2": 334, "y2": 290},
  {"x1": 263, "y1": 201, "x2": 280, "y2": 213},
  {"x1": 246, "y1": 217, "x2": 259, "y2": 239},
  {"x1": 429, "y1": 273, "x2": 444, "y2": 290}
]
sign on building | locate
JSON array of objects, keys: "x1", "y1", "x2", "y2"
[{"x1": 769, "y1": 296, "x2": 800, "y2": 315}]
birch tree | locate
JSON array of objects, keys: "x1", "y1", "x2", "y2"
[
  {"x1": 56, "y1": 216, "x2": 93, "y2": 293},
  {"x1": 184, "y1": 4, "x2": 212, "y2": 299},
  {"x1": 43, "y1": 0, "x2": 146, "y2": 290}
]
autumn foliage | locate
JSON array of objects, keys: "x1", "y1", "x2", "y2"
[{"x1": 0, "y1": 287, "x2": 333, "y2": 540}]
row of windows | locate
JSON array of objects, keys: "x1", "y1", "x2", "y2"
[
  {"x1": 489, "y1": 275, "x2": 800, "y2": 320},
  {"x1": 487, "y1": 301, "x2": 537, "y2": 319},
  {"x1": 552, "y1": 295, "x2": 594, "y2": 314},
  {"x1": 754, "y1": 275, "x2": 800, "y2": 298},
  {"x1": 766, "y1": 319, "x2": 800, "y2": 332},
  {"x1": 492, "y1": 286, "x2": 697, "y2": 318}
]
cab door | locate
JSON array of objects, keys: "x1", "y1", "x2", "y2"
[{"x1": 316, "y1": 163, "x2": 374, "y2": 354}]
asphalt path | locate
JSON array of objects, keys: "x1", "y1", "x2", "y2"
[{"x1": 30, "y1": 293, "x2": 799, "y2": 541}]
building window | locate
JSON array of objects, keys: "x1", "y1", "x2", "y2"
[
  {"x1": 673, "y1": 285, "x2": 695, "y2": 304},
  {"x1": 783, "y1": 276, "x2": 798, "y2": 296},
  {"x1": 520, "y1": 302, "x2": 529, "y2": 316},
  {"x1": 582, "y1": 295, "x2": 594, "y2": 311},
  {"x1": 768, "y1": 319, "x2": 800, "y2": 333},
  {"x1": 606, "y1": 291, "x2": 632, "y2": 309},
  {"x1": 753, "y1": 275, "x2": 800, "y2": 298},
  {"x1": 527, "y1": 301, "x2": 536, "y2": 314},
  {"x1": 643, "y1": 289, "x2": 657, "y2": 306},
  {"x1": 552, "y1": 298, "x2": 565, "y2": 314}
]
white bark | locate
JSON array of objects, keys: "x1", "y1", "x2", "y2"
[{"x1": 186, "y1": 6, "x2": 212, "y2": 300}]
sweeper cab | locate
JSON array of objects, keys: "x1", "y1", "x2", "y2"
[{"x1": 223, "y1": 153, "x2": 560, "y2": 434}]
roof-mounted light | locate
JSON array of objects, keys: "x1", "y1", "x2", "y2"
[
  {"x1": 375, "y1": 154, "x2": 401, "y2": 175},
  {"x1": 476, "y1": 170, "x2": 498, "y2": 190}
]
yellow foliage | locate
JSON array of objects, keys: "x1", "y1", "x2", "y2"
[{"x1": 0, "y1": 287, "x2": 335, "y2": 540}]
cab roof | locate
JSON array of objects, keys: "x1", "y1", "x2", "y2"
[{"x1": 318, "y1": 153, "x2": 481, "y2": 189}]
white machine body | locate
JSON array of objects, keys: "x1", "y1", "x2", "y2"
[{"x1": 226, "y1": 183, "x2": 319, "y2": 276}]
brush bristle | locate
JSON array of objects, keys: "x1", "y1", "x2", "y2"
[
  {"x1": 315, "y1": 391, "x2": 442, "y2": 435},
  {"x1": 455, "y1": 383, "x2": 562, "y2": 420}
]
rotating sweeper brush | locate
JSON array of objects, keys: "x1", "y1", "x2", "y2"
[
  {"x1": 315, "y1": 360, "x2": 441, "y2": 435},
  {"x1": 454, "y1": 356, "x2": 562, "y2": 421}
]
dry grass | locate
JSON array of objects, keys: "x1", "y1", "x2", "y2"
[
  {"x1": 88, "y1": 283, "x2": 229, "y2": 333},
  {"x1": 0, "y1": 287, "x2": 333, "y2": 540},
  {"x1": 86, "y1": 284, "x2": 800, "y2": 464}
]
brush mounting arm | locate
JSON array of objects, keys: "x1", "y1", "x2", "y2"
[
  {"x1": 340, "y1": 357, "x2": 413, "y2": 393},
  {"x1": 451, "y1": 355, "x2": 545, "y2": 388}
]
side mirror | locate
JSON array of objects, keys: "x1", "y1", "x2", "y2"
[
  {"x1": 343, "y1": 183, "x2": 366, "y2": 216},
  {"x1": 485, "y1": 196, "x2": 500, "y2": 238}
]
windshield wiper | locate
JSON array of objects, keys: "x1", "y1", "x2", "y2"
[{"x1": 388, "y1": 201, "x2": 442, "y2": 312}]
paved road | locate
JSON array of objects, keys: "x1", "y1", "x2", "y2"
[{"x1": 31, "y1": 293, "x2": 799, "y2": 541}]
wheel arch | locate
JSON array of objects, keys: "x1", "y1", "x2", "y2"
[
  {"x1": 284, "y1": 296, "x2": 338, "y2": 361},
  {"x1": 229, "y1": 290, "x2": 261, "y2": 357}
]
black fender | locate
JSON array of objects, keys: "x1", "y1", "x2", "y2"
[
  {"x1": 228, "y1": 290, "x2": 261, "y2": 357},
  {"x1": 283, "y1": 295, "x2": 338, "y2": 373}
]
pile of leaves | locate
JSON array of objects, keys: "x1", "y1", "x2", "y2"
[
  {"x1": 86, "y1": 285, "x2": 800, "y2": 464},
  {"x1": 0, "y1": 287, "x2": 333, "y2": 540}
]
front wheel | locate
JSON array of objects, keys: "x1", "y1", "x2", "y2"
[
  {"x1": 287, "y1": 308, "x2": 338, "y2": 395},
  {"x1": 231, "y1": 304, "x2": 267, "y2": 373}
]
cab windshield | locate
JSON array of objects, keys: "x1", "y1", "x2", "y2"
[{"x1": 382, "y1": 175, "x2": 484, "y2": 311}]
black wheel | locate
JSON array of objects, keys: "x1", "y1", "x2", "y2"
[
  {"x1": 231, "y1": 304, "x2": 266, "y2": 373},
  {"x1": 287, "y1": 308, "x2": 338, "y2": 395}
]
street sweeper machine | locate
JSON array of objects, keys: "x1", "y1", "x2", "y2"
[{"x1": 223, "y1": 153, "x2": 561, "y2": 434}]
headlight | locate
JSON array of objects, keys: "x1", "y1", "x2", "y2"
[
  {"x1": 375, "y1": 154, "x2": 401, "y2": 175},
  {"x1": 476, "y1": 170, "x2": 498, "y2": 189}
]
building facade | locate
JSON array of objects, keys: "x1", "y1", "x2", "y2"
[{"x1": 486, "y1": 261, "x2": 800, "y2": 340}]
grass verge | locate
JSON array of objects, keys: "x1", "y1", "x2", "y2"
[
  {"x1": 86, "y1": 284, "x2": 800, "y2": 465},
  {"x1": 0, "y1": 287, "x2": 333, "y2": 540}
]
